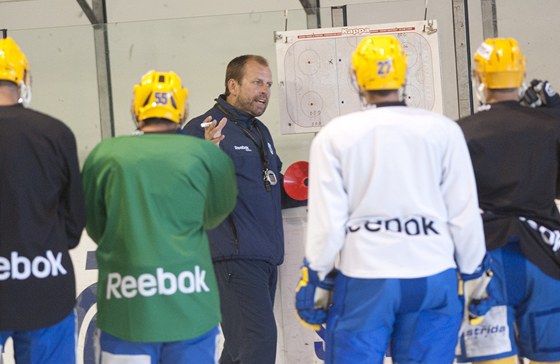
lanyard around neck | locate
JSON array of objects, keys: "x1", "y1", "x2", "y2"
[{"x1": 216, "y1": 103, "x2": 275, "y2": 192}]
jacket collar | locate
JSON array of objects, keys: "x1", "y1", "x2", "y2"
[
  {"x1": 215, "y1": 95, "x2": 256, "y2": 129},
  {"x1": 477, "y1": 100, "x2": 521, "y2": 112},
  {"x1": 487, "y1": 100, "x2": 521, "y2": 109}
]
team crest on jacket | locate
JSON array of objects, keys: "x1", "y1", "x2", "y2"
[{"x1": 234, "y1": 145, "x2": 252, "y2": 152}]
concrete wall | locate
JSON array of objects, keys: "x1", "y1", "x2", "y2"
[
  {"x1": 1, "y1": 0, "x2": 559, "y2": 166},
  {"x1": 2, "y1": 1, "x2": 559, "y2": 363}
]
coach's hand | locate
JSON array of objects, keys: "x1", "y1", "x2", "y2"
[{"x1": 201, "y1": 116, "x2": 227, "y2": 145}]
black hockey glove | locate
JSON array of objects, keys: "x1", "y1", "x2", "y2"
[{"x1": 521, "y1": 79, "x2": 560, "y2": 108}]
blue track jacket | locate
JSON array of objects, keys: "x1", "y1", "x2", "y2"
[{"x1": 182, "y1": 96, "x2": 288, "y2": 265}]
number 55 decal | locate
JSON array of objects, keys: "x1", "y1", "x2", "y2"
[{"x1": 154, "y1": 92, "x2": 169, "y2": 105}]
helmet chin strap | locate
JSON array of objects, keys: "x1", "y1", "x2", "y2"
[
  {"x1": 475, "y1": 82, "x2": 486, "y2": 107},
  {"x1": 18, "y1": 81, "x2": 31, "y2": 107},
  {"x1": 130, "y1": 101, "x2": 141, "y2": 129},
  {"x1": 178, "y1": 105, "x2": 188, "y2": 128},
  {"x1": 358, "y1": 91, "x2": 371, "y2": 108},
  {"x1": 399, "y1": 85, "x2": 406, "y2": 103},
  {"x1": 131, "y1": 112, "x2": 141, "y2": 129}
]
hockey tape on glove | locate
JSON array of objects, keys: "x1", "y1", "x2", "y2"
[
  {"x1": 521, "y1": 82, "x2": 542, "y2": 108},
  {"x1": 521, "y1": 79, "x2": 560, "y2": 108},
  {"x1": 540, "y1": 80, "x2": 560, "y2": 108},
  {"x1": 295, "y1": 260, "x2": 336, "y2": 330}
]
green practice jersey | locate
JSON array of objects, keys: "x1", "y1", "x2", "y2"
[{"x1": 82, "y1": 133, "x2": 237, "y2": 342}]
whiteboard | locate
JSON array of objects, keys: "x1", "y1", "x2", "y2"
[{"x1": 274, "y1": 20, "x2": 443, "y2": 134}]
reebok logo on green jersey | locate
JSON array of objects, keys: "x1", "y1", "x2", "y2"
[{"x1": 106, "y1": 266, "x2": 210, "y2": 299}]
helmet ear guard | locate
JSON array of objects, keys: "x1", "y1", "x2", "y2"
[
  {"x1": 18, "y1": 71, "x2": 32, "y2": 107},
  {"x1": 351, "y1": 35, "x2": 407, "y2": 92},
  {"x1": 0, "y1": 37, "x2": 32, "y2": 106},
  {"x1": 132, "y1": 70, "x2": 188, "y2": 125},
  {"x1": 473, "y1": 38, "x2": 526, "y2": 90}
]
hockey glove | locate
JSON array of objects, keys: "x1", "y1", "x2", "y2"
[
  {"x1": 295, "y1": 259, "x2": 336, "y2": 330},
  {"x1": 459, "y1": 254, "x2": 497, "y2": 325},
  {"x1": 521, "y1": 79, "x2": 560, "y2": 108}
]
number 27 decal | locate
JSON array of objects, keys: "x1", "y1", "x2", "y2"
[{"x1": 377, "y1": 60, "x2": 392, "y2": 75}]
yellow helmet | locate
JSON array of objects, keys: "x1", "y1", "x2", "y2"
[
  {"x1": 473, "y1": 38, "x2": 526, "y2": 89},
  {"x1": 0, "y1": 37, "x2": 32, "y2": 106},
  {"x1": 132, "y1": 70, "x2": 188, "y2": 123},
  {"x1": 352, "y1": 35, "x2": 407, "y2": 91},
  {"x1": 0, "y1": 37, "x2": 29, "y2": 85}
]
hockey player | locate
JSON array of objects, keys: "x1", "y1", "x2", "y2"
[
  {"x1": 82, "y1": 70, "x2": 237, "y2": 363},
  {"x1": 456, "y1": 38, "x2": 560, "y2": 364},
  {"x1": 0, "y1": 37, "x2": 86, "y2": 363},
  {"x1": 295, "y1": 34, "x2": 490, "y2": 363}
]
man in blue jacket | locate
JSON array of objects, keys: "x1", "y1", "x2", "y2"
[{"x1": 182, "y1": 54, "x2": 301, "y2": 364}]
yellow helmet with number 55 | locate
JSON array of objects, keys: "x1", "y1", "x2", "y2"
[
  {"x1": 473, "y1": 38, "x2": 526, "y2": 89},
  {"x1": 352, "y1": 35, "x2": 407, "y2": 91},
  {"x1": 132, "y1": 70, "x2": 188, "y2": 124}
]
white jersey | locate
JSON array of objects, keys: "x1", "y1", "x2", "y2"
[{"x1": 306, "y1": 105, "x2": 485, "y2": 280}]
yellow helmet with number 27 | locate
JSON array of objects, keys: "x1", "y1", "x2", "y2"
[
  {"x1": 352, "y1": 35, "x2": 407, "y2": 91},
  {"x1": 473, "y1": 38, "x2": 526, "y2": 89},
  {"x1": 132, "y1": 70, "x2": 188, "y2": 124}
]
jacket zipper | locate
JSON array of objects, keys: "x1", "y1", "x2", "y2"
[{"x1": 227, "y1": 215, "x2": 239, "y2": 254}]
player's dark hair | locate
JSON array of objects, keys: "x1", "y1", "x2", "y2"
[
  {"x1": 364, "y1": 89, "x2": 398, "y2": 97},
  {"x1": 0, "y1": 80, "x2": 18, "y2": 89},
  {"x1": 142, "y1": 117, "x2": 177, "y2": 127},
  {"x1": 488, "y1": 87, "x2": 517, "y2": 93},
  {"x1": 224, "y1": 55, "x2": 269, "y2": 97}
]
